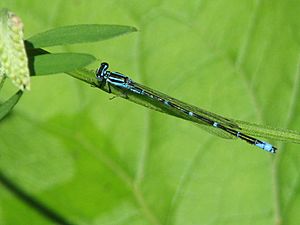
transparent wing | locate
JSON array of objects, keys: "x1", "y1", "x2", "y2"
[
  {"x1": 111, "y1": 82, "x2": 239, "y2": 139},
  {"x1": 129, "y1": 82, "x2": 240, "y2": 129},
  {"x1": 109, "y1": 81, "x2": 300, "y2": 144},
  {"x1": 196, "y1": 123, "x2": 236, "y2": 139}
]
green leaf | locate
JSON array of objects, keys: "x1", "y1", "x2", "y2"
[
  {"x1": 0, "y1": 90, "x2": 22, "y2": 120},
  {"x1": 0, "y1": 75, "x2": 6, "y2": 90},
  {"x1": 1, "y1": 1, "x2": 300, "y2": 225},
  {"x1": 27, "y1": 24, "x2": 138, "y2": 48},
  {"x1": 29, "y1": 53, "x2": 96, "y2": 75}
]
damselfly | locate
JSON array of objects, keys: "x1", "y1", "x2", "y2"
[{"x1": 95, "y1": 62, "x2": 300, "y2": 153}]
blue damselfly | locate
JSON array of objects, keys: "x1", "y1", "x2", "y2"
[{"x1": 95, "y1": 62, "x2": 300, "y2": 153}]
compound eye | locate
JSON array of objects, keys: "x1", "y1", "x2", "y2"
[{"x1": 96, "y1": 62, "x2": 109, "y2": 78}]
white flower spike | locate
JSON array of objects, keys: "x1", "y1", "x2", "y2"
[{"x1": 0, "y1": 8, "x2": 30, "y2": 91}]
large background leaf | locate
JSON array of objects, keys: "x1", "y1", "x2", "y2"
[{"x1": 0, "y1": 1, "x2": 300, "y2": 225}]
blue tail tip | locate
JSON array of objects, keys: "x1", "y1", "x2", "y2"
[{"x1": 256, "y1": 141, "x2": 277, "y2": 153}]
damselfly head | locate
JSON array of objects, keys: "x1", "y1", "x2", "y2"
[{"x1": 96, "y1": 62, "x2": 110, "y2": 80}]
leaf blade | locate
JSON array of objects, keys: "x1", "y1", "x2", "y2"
[
  {"x1": 0, "y1": 90, "x2": 23, "y2": 121},
  {"x1": 27, "y1": 24, "x2": 138, "y2": 48}
]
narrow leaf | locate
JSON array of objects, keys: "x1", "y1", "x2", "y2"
[
  {"x1": 0, "y1": 90, "x2": 22, "y2": 121},
  {"x1": 27, "y1": 24, "x2": 138, "y2": 48},
  {"x1": 235, "y1": 119, "x2": 300, "y2": 144},
  {"x1": 0, "y1": 75, "x2": 6, "y2": 91}
]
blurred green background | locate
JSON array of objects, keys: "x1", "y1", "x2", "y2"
[{"x1": 1, "y1": 0, "x2": 300, "y2": 225}]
